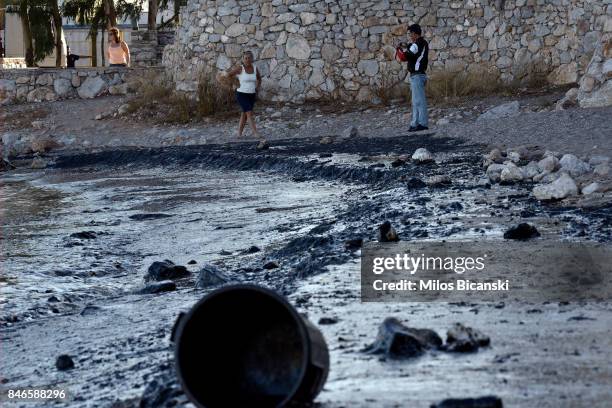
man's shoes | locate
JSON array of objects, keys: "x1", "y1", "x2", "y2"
[
  {"x1": 415, "y1": 125, "x2": 429, "y2": 131},
  {"x1": 408, "y1": 126, "x2": 418, "y2": 132}
]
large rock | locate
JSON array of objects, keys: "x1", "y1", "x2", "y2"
[
  {"x1": 412, "y1": 148, "x2": 434, "y2": 163},
  {"x1": 363, "y1": 317, "x2": 442, "y2": 359},
  {"x1": 578, "y1": 33, "x2": 612, "y2": 108},
  {"x1": 53, "y1": 78, "x2": 73, "y2": 97},
  {"x1": 442, "y1": 323, "x2": 490, "y2": 353},
  {"x1": 559, "y1": 154, "x2": 591, "y2": 177},
  {"x1": 486, "y1": 163, "x2": 506, "y2": 183},
  {"x1": 196, "y1": 263, "x2": 232, "y2": 288},
  {"x1": 500, "y1": 162, "x2": 524, "y2": 183},
  {"x1": 286, "y1": 34, "x2": 310, "y2": 59},
  {"x1": 145, "y1": 260, "x2": 190, "y2": 281},
  {"x1": 477, "y1": 101, "x2": 520, "y2": 121},
  {"x1": 537, "y1": 155, "x2": 560, "y2": 173},
  {"x1": 77, "y1": 76, "x2": 107, "y2": 99},
  {"x1": 532, "y1": 173, "x2": 579, "y2": 201}
]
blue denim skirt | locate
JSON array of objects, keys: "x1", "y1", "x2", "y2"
[{"x1": 236, "y1": 91, "x2": 256, "y2": 112}]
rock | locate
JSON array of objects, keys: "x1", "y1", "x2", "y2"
[
  {"x1": 263, "y1": 261, "x2": 279, "y2": 269},
  {"x1": 138, "y1": 280, "x2": 177, "y2": 294},
  {"x1": 412, "y1": 148, "x2": 434, "y2": 163},
  {"x1": 319, "y1": 136, "x2": 333, "y2": 145},
  {"x1": 118, "y1": 104, "x2": 130, "y2": 115},
  {"x1": 533, "y1": 173, "x2": 579, "y2": 201},
  {"x1": 442, "y1": 323, "x2": 490, "y2": 352},
  {"x1": 187, "y1": 260, "x2": 197, "y2": 264},
  {"x1": 521, "y1": 161, "x2": 541, "y2": 179},
  {"x1": 30, "y1": 157, "x2": 49, "y2": 169},
  {"x1": 109, "y1": 83, "x2": 129, "y2": 95},
  {"x1": 477, "y1": 101, "x2": 520, "y2": 121},
  {"x1": 406, "y1": 177, "x2": 426, "y2": 189},
  {"x1": 56, "y1": 355, "x2": 75, "y2": 370},
  {"x1": 341, "y1": 126, "x2": 359, "y2": 138},
  {"x1": 77, "y1": 76, "x2": 107, "y2": 99},
  {"x1": 140, "y1": 371, "x2": 184, "y2": 408},
  {"x1": 588, "y1": 155, "x2": 609, "y2": 166},
  {"x1": 130, "y1": 213, "x2": 173, "y2": 220},
  {"x1": 483, "y1": 148, "x2": 504, "y2": 166},
  {"x1": 378, "y1": 221, "x2": 399, "y2": 242},
  {"x1": 506, "y1": 151, "x2": 521, "y2": 163},
  {"x1": 430, "y1": 396, "x2": 503, "y2": 408},
  {"x1": 537, "y1": 155, "x2": 559, "y2": 173},
  {"x1": 318, "y1": 317, "x2": 339, "y2": 325},
  {"x1": 364, "y1": 317, "x2": 442, "y2": 359},
  {"x1": 70, "y1": 231, "x2": 97, "y2": 239},
  {"x1": 270, "y1": 111, "x2": 282, "y2": 118},
  {"x1": 145, "y1": 260, "x2": 190, "y2": 282},
  {"x1": 503, "y1": 223, "x2": 540, "y2": 240},
  {"x1": 555, "y1": 87, "x2": 578, "y2": 110},
  {"x1": 31, "y1": 137, "x2": 61, "y2": 154},
  {"x1": 594, "y1": 163, "x2": 609, "y2": 176},
  {"x1": 500, "y1": 162, "x2": 524, "y2": 183},
  {"x1": 196, "y1": 263, "x2": 232, "y2": 288},
  {"x1": 581, "y1": 182, "x2": 600, "y2": 195},
  {"x1": 485, "y1": 163, "x2": 506, "y2": 183},
  {"x1": 256, "y1": 139, "x2": 269, "y2": 150},
  {"x1": 31, "y1": 120, "x2": 46, "y2": 129},
  {"x1": 559, "y1": 154, "x2": 591, "y2": 177},
  {"x1": 578, "y1": 34, "x2": 612, "y2": 108},
  {"x1": 344, "y1": 238, "x2": 363, "y2": 250},
  {"x1": 425, "y1": 175, "x2": 452, "y2": 186},
  {"x1": 437, "y1": 117, "x2": 450, "y2": 125},
  {"x1": 243, "y1": 245, "x2": 261, "y2": 254},
  {"x1": 53, "y1": 78, "x2": 73, "y2": 97},
  {"x1": 286, "y1": 34, "x2": 311, "y2": 60}
]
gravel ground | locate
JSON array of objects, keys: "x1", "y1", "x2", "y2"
[{"x1": 2, "y1": 89, "x2": 611, "y2": 159}]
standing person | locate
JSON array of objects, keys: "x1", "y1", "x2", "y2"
[
  {"x1": 66, "y1": 46, "x2": 91, "y2": 68},
  {"x1": 107, "y1": 27, "x2": 130, "y2": 67},
  {"x1": 404, "y1": 23, "x2": 429, "y2": 132},
  {"x1": 222, "y1": 51, "x2": 262, "y2": 139}
]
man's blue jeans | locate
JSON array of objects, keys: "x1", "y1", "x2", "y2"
[{"x1": 410, "y1": 73, "x2": 428, "y2": 128}]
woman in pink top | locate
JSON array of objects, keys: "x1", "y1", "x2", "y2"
[{"x1": 107, "y1": 27, "x2": 130, "y2": 67}]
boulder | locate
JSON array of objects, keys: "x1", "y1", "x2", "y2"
[
  {"x1": 483, "y1": 148, "x2": 504, "y2": 166},
  {"x1": 53, "y1": 78, "x2": 73, "y2": 98},
  {"x1": 537, "y1": 155, "x2": 559, "y2": 173},
  {"x1": 378, "y1": 221, "x2": 399, "y2": 242},
  {"x1": 145, "y1": 260, "x2": 190, "y2": 282},
  {"x1": 412, "y1": 148, "x2": 434, "y2": 163},
  {"x1": 594, "y1": 163, "x2": 609, "y2": 176},
  {"x1": 363, "y1": 317, "x2": 442, "y2": 359},
  {"x1": 485, "y1": 163, "x2": 506, "y2": 183},
  {"x1": 503, "y1": 223, "x2": 540, "y2": 240},
  {"x1": 77, "y1": 76, "x2": 107, "y2": 99},
  {"x1": 578, "y1": 33, "x2": 612, "y2": 108},
  {"x1": 521, "y1": 161, "x2": 541, "y2": 179},
  {"x1": 477, "y1": 101, "x2": 520, "y2": 121},
  {"x1": 137, "y1": 280, "x2": 177, "y2": 294},
  {"x1": 559, "y1": 154, "x2": 591, "y2": 177},
  {"x1": 442, "y1": 323, "x2": 490, "y2": 352},
  {"x1": 581, "y1": 182, "x2": 600, "y2": 195},
  {"x1": 500, "y1": 162, "x2": 524, "y2": 183},
  {"x1": 56, "y1": 355, "x2": 75, "y2": 371},
  {"x1": 196, "y1": 263, "x2": 232, "y2": 288},
  {"x1": 532, "y1": 173, "x2": 578, "y2": 201}
]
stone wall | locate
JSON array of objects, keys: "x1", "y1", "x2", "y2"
[
  {"x1": 0, "y1": 67, "x2": 160, "y2": 105},
  {"x1": 131, "y1": 29, "x2": 176, "y2": 66},
  {"x1": 0, "y1": 58, "x2": 27, "y2": 69},
  {"x1": 163, "y1": 0, "x2": 611, "y2": 103},
  {"x1": 577, "y1": 33, "x2": 612, "y2": 108}
]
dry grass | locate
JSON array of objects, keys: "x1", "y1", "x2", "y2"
[
  {"x1": 373, "y1": 66, "x2": 402, "y2": 105},
  {"x1": 126, "y1": 69, "x2": 238, "y2": 124},
  {"x1": 425, "y1": 68, "x2": 505, "y2": 102}
]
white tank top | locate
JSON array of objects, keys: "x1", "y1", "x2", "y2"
[{"x1": 237, "y1": 65, "x2": 257, "y2": 94}]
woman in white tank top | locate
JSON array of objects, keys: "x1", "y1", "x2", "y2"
[
  {"x1": 222, "y1": 51, "x2": 262, "y2": 139},
  {"x1": 107, "y1": 27, "x2": 130, "y2": 67}
]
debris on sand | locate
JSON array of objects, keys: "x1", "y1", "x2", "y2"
[
  {"x1": 378, "y1": 221, "x2": 399, "y2": 242},
  {"x1": 364, "y1": 317, "x2": 442, "y2": 359},
  {"x1": 70, "y1": 231, "x2": 97, "y2": 239},
  {"x1": 412, "y1": 147, "x2": 434, "y2": 163},
  {"x1": 56, "y1": 354, "x2": 75, "y2": 371},
  {"x1": 129, "y1": 213, "x2": 173, "y2": 221},
  {"x1": 145, "y1": 260, "x2": 190, "y2": 282},
  {"x1": 344, "y1": 238, "x2": 363, "y2": 250},
  {"x1": 430, "y1": 395, "x2": 503, "y2": 408},
  {"x1": 442, "y1": 323, "x2": 490, "y2": 353},
  {"x1": 196, "y1": 263, "x2": 233, "y2": 288},
  {"x1": 503, "y1": 223, "x2": 541, "y2": 240},
  {"x1": 256, "y1": 139, "x2": 269, "y2": 150},
  {"x1": 137, "y1": 280, "x2": 177, "y2": 295}
]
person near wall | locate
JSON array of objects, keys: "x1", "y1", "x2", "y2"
[
  {"x1": 66, "y1": 46, "x2": 91, "y2": 68},
  {"x1": 107, "y1": 27, "x2": 130, "y2": 67},
  {"x1": 397, "y1": 23, "x2": 429, "y2": 132},
  {"x1": 219, "y1": 50, "x2": 263, "y2": 139}
]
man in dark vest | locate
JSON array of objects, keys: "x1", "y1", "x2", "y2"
[
  {"x1": 405, "y1": 24, "x2": 429, "y2": 132},
  {"x1": 66, "y1": 46, "x2": 91, "y2": 68}
]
